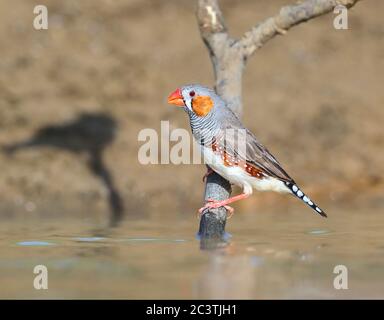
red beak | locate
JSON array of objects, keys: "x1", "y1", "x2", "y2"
[{"x1": 167, "y1": 88, "x2": 184, "y2": 107}]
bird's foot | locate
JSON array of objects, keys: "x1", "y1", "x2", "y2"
[
  {"x1": 197, "y1": 199, "x2": 234, "y2": 219},
  {"x1": 202, "y1": 168, "x2": 214, "y2": 183}
]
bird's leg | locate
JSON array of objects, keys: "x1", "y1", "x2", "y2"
[
  {"x1": 198, "y1": 193, "x2": 249, "y2": 218},
  {"x1": 209, "y1": 193, "x2": 250, "y2": 208},
  {"x1": 202, "y1": 166, "x2": 214, "y2": 183}
]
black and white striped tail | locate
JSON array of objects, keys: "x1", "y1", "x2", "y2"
[{"x1": 285, "y1": 182, "x2": 327, "y2": 217}]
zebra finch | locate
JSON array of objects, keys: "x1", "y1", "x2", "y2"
[{"x1": 168, "y1": 84, "x2": 327, "y2": 218}]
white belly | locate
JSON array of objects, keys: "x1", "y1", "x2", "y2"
[{"x1": 202, "y1": 146, "x2": 289, "y2": 195}]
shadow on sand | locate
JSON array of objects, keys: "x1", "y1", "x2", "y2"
[{"x1": 3, "y1": 113, "x2": 124, "y2": 227}]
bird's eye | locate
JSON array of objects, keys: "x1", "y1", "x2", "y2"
[{"x1": 189, "y1": 91, "x2": 195, "y2": 97}]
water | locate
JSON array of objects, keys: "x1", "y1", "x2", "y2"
[{"x1": 0, "y1": 207, "x2": 383, "y2": 299}]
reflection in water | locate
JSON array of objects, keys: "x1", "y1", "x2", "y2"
[
  {"x1": 199, "y1": 238, "x2": 229, "y2": 251},
  {"x1": 3, "y1": 113, "x2": 124, "y2": 227},
  {"x1": 198, "y1": 211, "x2": 230, "y2": 251},
  {"x1": 196, "y1": 250, "x2": 260, "y2": 299}
]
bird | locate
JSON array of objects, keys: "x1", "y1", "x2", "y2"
[{"x1": 167, "y1": 84, "x2": 327, "y2": 218}]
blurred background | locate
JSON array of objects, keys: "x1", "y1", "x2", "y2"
[{"x1": 0, "y1": 0, "x2": 383, "y2": 299}]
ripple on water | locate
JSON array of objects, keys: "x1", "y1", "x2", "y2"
[
  {"x1": 72, "y1": 237, "x2": 105, "y2": 242},
  {"x1": 119, "y1": 238, "x2": 187, "y2": 243},
  {"x1": 16, "y1": 241, "x2": 56, "y2": 247},
  {"x1": 307, "y1": 229, "x2": 331, "y2": 235}
]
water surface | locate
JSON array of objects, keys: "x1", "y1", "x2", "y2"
[{"x1": 0, "y1": 207, "x2": 383, "y2": 299}]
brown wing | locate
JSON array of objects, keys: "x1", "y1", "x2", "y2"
[{"x1": 213, "y1": 127, "x2": 294, "y2": 183}]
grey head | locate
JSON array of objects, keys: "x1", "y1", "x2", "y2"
[{"x1": 167, "y1": 84, "x2": 244, "y2": 146}]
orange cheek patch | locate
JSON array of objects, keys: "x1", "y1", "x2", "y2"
[{"x1": 191, "y1": 96, "x2": 214, "y2": 117}]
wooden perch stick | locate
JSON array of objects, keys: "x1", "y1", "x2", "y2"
[{"x1": 196, "y1": 0, "x2": 361, "y2": 240}]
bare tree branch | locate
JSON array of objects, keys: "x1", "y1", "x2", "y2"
[
  {"x1": 197, "y1": 0, "x2": 244, "y2": 117},
  {"x1": 196, "y1": 0, "x2": 230, "y2": 57},
  {"x1": 240, "y1": 0, "x2": 362, "y2": 59},
  {"x1": 197, "y1": 1, "x2": 242, "y2": 245},
  {"x1": 195, "y1": 0, "x2": 362, "y2": 244}
]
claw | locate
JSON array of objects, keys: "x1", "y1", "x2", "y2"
[
  {"x1": 224, "y1": 205, "x2": 234, "y2": 219},
  {"x1": 202, "y1": 168, "x2": 214, "y2": 182},
  {"x1": 197, "y1": 193, "x2": 249, "y2": 220},
  {"x1": 197, "y1": 200, "x2": 235, "y2": 220}
]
